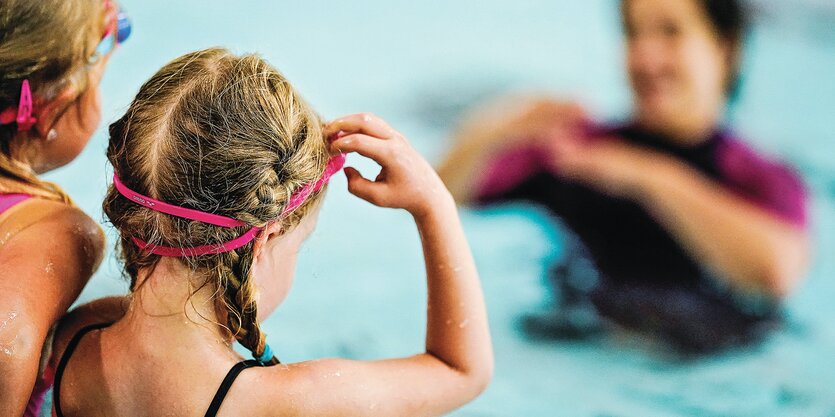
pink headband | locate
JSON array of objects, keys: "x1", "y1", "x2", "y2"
[
  {"x1": 0, "y1": 80, "x2": 37, "y2": 132},
  {"x1": 114, "y1": 152, "x2": 346, "y2": 257}
]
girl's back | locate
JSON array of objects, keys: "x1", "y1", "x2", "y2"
[{"x1": 53, "y1": 314, "x2": 279, "y2": 416}]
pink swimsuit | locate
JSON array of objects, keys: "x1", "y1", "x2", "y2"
[{"x1": 0, "y1": 193, "x2": 30, "y2": 215}]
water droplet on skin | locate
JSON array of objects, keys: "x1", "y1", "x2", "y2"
[
  {"x1": 453, "y1": 266, "x2": 464, "y2": 273},
  {"x1": 445, "y1": 319, "x2": 453, "y2": 325},
  {"x1": 458, "y1": 319, "x2": 470, "y2": 329},
  {"x1": 0, "y1": 312, "x2": 20, "y2": 356},
  {"x1": 0, "y1": 231, "x2": 15, "y2": 246},
  {"x1": 0, "y1": 312, "x2": 17, "y2": 328}
]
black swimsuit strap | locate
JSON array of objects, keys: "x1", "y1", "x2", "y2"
[
  {"x1": 204, "y1": 359, "x2": 276, "y2": 417},
  {"x1": 53, "y1": 322, "x2": 113, "y2": 417},
  {"x1": 53, "y1": 322, "x2": 276, "y2": 417}
]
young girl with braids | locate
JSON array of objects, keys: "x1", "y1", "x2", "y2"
[
  {"x1": 47, "y1": 47, "x2": 492, "y2": 417},
  {"x1": 0, "y1": 1, "x2": 129, "y2": 415}
]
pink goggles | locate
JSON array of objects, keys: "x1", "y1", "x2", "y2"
[
  {"x1": 1, "y1": 2, "x2": 130, "y2": 132},
  {"x1": 114, "y1": 153, "x2": 345, "y2": 257}
]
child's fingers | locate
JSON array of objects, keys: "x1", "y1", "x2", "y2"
[
  {"x1": 325, "y1": 113, "x2": 397, "y2": 140},
  {"x1": 331, "y1": 134, "x2": 390, "y2": 162},
  {"x1": 344, "y1": 167, "x2": 388, "y2": 206}
]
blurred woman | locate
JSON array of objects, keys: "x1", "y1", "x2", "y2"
[{"x1": 439, "y1": 0, "x2": 810, "y2": 352}]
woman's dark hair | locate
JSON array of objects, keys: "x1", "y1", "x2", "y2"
[
  {"x1": 622, "y1": 0, "x2": 749, "y2": 100},
  {"x1": 698, "y1": 0, "x2": 748, "y2": 100}
]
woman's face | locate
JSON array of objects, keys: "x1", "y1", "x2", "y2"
[{"x1": 624, "y1": 0, "x2": 732, "y2": 141}]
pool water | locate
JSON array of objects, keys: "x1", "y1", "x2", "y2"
[{"x1": 43, "y1": 1, "x2": 835, "y2": 415}]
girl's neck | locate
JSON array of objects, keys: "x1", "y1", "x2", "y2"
[
  {"x1": 7, "y1": 134, "x2": 45, "y2": 173},
  {"x1": 119, "y1": 258, "x2": 234, "y2": 351}
]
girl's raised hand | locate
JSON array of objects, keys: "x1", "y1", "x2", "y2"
[{"x1": 327, "y1": 113, "x2": 452, "y2": 218}]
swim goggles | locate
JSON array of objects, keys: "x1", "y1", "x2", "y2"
[
  {"x1": 113, "y1": 152, "x2": 346, "y2": 257},
  {"x1": 91, "y1": 0, "x2": 132, "y2": 64},
  {"x1": 0, "y1": 0, "x2": 131, "y2": 132}
]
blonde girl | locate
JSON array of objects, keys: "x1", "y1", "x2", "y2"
[
  {"x1": 49, "y1": 48, "x2": 492, "y2": 416},
  {"x1": 0, "y1": 1, "x2": 129, "y2": 414}
]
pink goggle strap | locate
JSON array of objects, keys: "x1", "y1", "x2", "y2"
[
  {"x1": 112, "y1": 174, "x2": 246, "y2": 228},
  {"x1": 0, "y1": 80, "x2": 37, "y2": 132},
  {"x1": 130, "y1": 227, "x2": 262, "y2": 257},
  {"x1": 114, "y1": 152, "x2": 345, "y2": 257},
  {"x1": 281, "y1": 153, "x2": 346, "y2": 216}
]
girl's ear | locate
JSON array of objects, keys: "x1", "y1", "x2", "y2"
[
  {"x1": 32, "y1": 86, "x2": 78, "y2": 139},
  {"x1": 252, "y1": 222, "x2": 283, "y2": 264}
]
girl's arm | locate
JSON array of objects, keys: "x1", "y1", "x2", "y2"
[
  {"x1": 0, "y1": 202, "x2": 104, "y2": 416},
  {"x1": 263, "y1": 114, "x2": 493, "y2": 417}
]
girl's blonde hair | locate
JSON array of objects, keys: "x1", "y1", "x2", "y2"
[
  {"x1": 0, "y1": 0, "x2": 104, "y2": 202},
  {"x1": 103, "y1": 48, "x2": 331, "y2": 363}
]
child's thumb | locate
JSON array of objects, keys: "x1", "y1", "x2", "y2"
[{"x1": 345, "y1": 167, "x2": 386, "y2": 206}]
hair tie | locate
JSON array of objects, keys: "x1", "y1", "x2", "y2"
[{"x1": 255, "y1": 343, "x2": 274, "y2": 364}]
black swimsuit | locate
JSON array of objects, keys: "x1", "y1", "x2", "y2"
[
  {"x1": 476, "y1": 125, "x2": 807, "y2": 352},
  {"x1": 53, "y1": 323, "x2": 277, "y2": 417}
]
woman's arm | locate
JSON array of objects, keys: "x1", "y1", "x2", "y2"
[
  {"x1": 555, "y1": 139, "x2": 810, "y2": 297},
  {"x1": 263, "y1": 114, "x2": 492, "y2": 417},
  {"x1": 639, "y1": 157, "x2": 810, "y2": 297},
  {"x1": 437, "y1": 96, "x2": 587, "y2": 203}
]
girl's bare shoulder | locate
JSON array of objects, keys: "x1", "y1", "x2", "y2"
[
  {"x1": 0, "y1": 199, "x2": 105, "y2": 274},
  {"x1": 49, "y1": 297, "x2": 129, "y2": 370}
]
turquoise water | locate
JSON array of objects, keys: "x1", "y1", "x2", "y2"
[{"x1": 44, "y1": 1, "x2": 835, "y2": 415}]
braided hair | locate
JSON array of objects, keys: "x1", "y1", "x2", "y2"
[{"x1": 103, "y1": 48, "x2": 330, "y2": 363}]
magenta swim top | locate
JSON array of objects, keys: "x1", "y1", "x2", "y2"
[
  {"x1": 475, "y1": 124, "x2": 808, "y2": 288},
  {"x1": 0, "y1": 193, "x2": 30, "y2": 215}
]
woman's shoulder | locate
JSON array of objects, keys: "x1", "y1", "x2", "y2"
[
  {"x1": 714, "y1": 133, "x2": 797, "y2": 172},
  {"x1": 714, "y1": 133, "x2": 809, "y2": 226}
]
